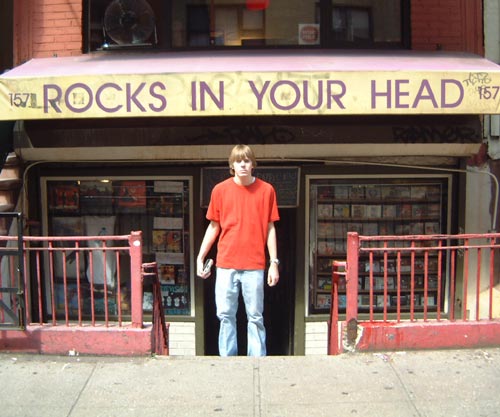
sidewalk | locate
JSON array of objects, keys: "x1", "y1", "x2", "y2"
[{"x1": 1, "y1": 348, "x2": 499, "y2": 417}]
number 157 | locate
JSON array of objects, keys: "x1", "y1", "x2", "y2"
[
  {"x1": 478, "y1": 86, "x2": 500, "y2": 100},
  {"x1": 9, "y1": 93, "x2": 35, "y2": 107}
]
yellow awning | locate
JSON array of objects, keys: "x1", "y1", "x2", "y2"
[{"x1": 1, "y1": 50, "x2": 500, "y2": 120}]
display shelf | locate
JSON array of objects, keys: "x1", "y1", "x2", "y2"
[
  {"x1": 42, "y1": 176, "x2": 193, "y2": 317},
  {"x1": 308, "y1": 177, "x2": 448, "y2": 315}
]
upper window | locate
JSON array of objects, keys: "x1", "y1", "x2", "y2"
[{"x1": 85, "y1": 0, "x2": 408, "y2": 52}]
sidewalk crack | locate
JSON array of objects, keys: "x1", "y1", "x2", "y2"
[
  {"x1": 388, "y1": 360, "x2": 423, "y2": 417},
  {"x1": 253, "y1": 358, "x2": 262, "y2": 417},
  {"x1": 67, "y1": 362, "x2": 97, "y2": 417}
]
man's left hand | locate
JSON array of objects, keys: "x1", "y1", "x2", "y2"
[{"x1": 267, "y1": 263, "x2": 280, "y2": 286}]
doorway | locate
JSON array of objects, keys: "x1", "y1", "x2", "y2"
[{"x1": 203, "y1": 209, "x2": 296, "y2": 355}]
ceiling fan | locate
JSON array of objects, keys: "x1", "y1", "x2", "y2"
[{"x1": 102, "y1": 0, "x2": 157, "y2": 48}]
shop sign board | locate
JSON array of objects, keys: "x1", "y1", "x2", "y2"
[
  {"x1": 202, "y1": 167, "x2": 300, "y2": 208},
  {"x1": 1, "y1": 56, "x2": 500, "y2": 120}
]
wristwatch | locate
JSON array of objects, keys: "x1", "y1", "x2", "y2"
[{"x1": 270, "y1": 258, "x2": 280, "y2": 266}]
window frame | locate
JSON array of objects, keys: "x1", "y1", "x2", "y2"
[{"x1": 83, "y1": 0, "x2": 410, "y2": 53}]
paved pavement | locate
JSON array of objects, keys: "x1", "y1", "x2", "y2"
[{"x1": 0, "y1": 348, "x2": 499, "y2": 417}]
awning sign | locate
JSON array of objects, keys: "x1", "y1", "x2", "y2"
[{"x1": 1, "y1": 68, "x2": 500, "y2": 120}]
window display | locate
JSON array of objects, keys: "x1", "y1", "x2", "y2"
[
  {"x1": 307, "y1": 176, "x2": 449, "y2": 315},
  {"x1": 43, "y1": 177, "x2": 193, "y2": 317},
  {"x1": 86, "y1": 0, "x2": 407, "y2": 51}
]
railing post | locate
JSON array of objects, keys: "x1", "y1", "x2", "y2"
[
  {"x1": 345, "y1": 232, "x2": 359, "y2": 347},
  {"x1": 129, "y1": 231, "x2": 143, "y2": 328},
  {"x1": 329, "y1": 260, "x2": 345, "y2": 355}
]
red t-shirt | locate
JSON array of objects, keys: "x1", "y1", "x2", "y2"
[{"x1": 207, "y1": 177, "x2": 280, "y2": 270}]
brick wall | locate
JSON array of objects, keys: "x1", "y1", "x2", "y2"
[
  {"x1": 31, "y1": 0, "x2": 82, "y2": 58},
  {"x1": 411, "y1": 0, "x2": 483, "y2": 54},
  {"x1": 168, "y1": 322, "x2": 196, "y2": 356}
]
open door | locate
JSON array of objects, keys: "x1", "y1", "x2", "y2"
[{"x1": 203, "y1": 209, "x2": 295, "y2": 355}]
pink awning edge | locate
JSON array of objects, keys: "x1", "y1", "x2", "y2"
[{"x1": 3, "y1": 50, "x2": 500, "y2": 78}]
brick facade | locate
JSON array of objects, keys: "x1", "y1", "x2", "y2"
[
  {"x1": 15, "y1": 0, "x2": 82, "y2": 62},
  {"x1": 13, "y1": 1, "x2": 485, "y2": 66},
  {"x1": 411, "y1": 0, "x2": 483, "y2": 54}
]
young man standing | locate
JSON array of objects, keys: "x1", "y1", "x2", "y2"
[{"x1": 197, "y1": 144, "x2": 280, "y2": 356}]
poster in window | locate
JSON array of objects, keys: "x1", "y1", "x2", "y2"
[
  {"x1": 378, "y1": 223, "x2": 394, "y2": 235},
  {"x1": 115, "y1": 181, "x2": 147, "y2": 213},
  {"x1": 153, "y1": 217, "x2": 183, "y2": 230},
  {"x1": 316, "y1": 293, "x2": 331, "y2": 309},
  {"x1": 410, "y1": 186, "x2": 427, "y2": 200},
  {"x1": 51, "y1": 217, "x2": 84, "y2": 279},
  {"x1": 318, "y1": 204, "x2": 333, "y2": 218},
  {"x1": 317, "y1": 222, "x2": 334, "y2": 238},
  {"x1": 154, "y1": 180, "x2": 184, "y2": 194},
  {"x1": 55, "y1": 282, "x2": 80, "y2": 315},
  {"x1": 317, "y1": 240, "x2": 334, "y2": 256},
  {"x1": 365, "y1": 185, "x2": 381, "y2": 199},
  {"x1": 426, "y1": 186, "x2": 441, "y2": 200},
  {"x1": 362, "y1": 223, "x2": 378, "y2": 235},
  {"x1": 425, "y1": 222, "x2": 440, "y2": 234},
  {"x1": 166, "y1": 230, "x2": 183, "y2": 253},
  {"x1": 80, "y1": 181, "x2": 113, "y2": 214},
  {"x1": 317, "y1": 277, "x2": 331, "y2": 291},
  {"x1": 84, "y1": 216, "x2": 116, "y2": 288},
  {"x1": 349, "y1": 186, "x2": 365, "y2": 200},
  {"x1": 151, "y1": 195, "x2": 184, "y2": 217},
  {"x1": 48, "y1": 183, "x2": 79, "y2": 213},
  {"x1": 51, "y1": 216, "x2": 84, "y2": 236},
  {"x1": 382, "y1": 204, "x2": 398, "y2": 218},
  {"x1": 410, "y1": 222, "x2": 424, "y2": 234},
  {"x1": 317, "y1": 258, "x2": 333, "y2": 273},
  {"x1": 156, "y1": 251, "x2": 184, "y2": 265},
  {"x1": 162, "y1": 284, "x2": 190, "y2": 315},
  {"x1": 333, "y1": 186, "x2": 349, "y2": 199},
  {"x1": 351, "y1": 204, "x2": 366, "y2": 218},
  {"x1": 143, "y1": 292, "x2": 154, "y2": 311},
  {"x1": 158, "y1": 264, "x2": 176, "y2": 284},
  {"x1": 152, "y1": 230, "x2": 168, "y2": 252},
  {"x1": 399, "y1": 204, "x2": 412, "y2": 218},
  {"x1": 333, "y1": 204, "x2": 350, "y2": 218}
]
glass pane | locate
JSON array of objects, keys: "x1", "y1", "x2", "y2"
[
  {"x1": 307, "y1": 177, "x2": 447, "y2": 315},
  {"x1": 87, "y1": 0, "x2": 403, "y2": 50},
  {"x1": 331, "y1": 0, "x2": 401, "y2": 47},
  {"x1": 45, "y1": 177, "x2": 193, "y2": 317},
  {"x1": 172, "y1": 0, "x2": 320, "y2": 47}
]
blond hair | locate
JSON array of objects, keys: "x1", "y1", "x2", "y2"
[{"x1": 228, "y1": 144, "x2": 257, "y2": 175}]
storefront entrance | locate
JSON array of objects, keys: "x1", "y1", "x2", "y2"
[{"x1": 203, "y1": 209, "x2": 296, "y2": 355}]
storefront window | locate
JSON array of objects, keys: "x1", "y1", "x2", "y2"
[
  {"x1": 306, "y1": 176, "x2": 449, "y2": 316},
  {"x1": 42, "y1": 177, "x2": 193, "y2": 317},
  {"x1": 85, "y1": 0, "x2": 407, "y2": 51}
]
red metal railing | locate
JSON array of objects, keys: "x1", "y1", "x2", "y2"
[
  {"x1": 328, "y1": 232, "x2": 500, "y2": 354},
  {"x1": 328, "y1": 260, "x2": 345, "y2": 355},
  {"x1": 0, "y1": 231, "x2": 146, "y2": 328},
  {"x1": 142, "y1": 262, "x2": 169, "y2": 355},
  {"x1": 330, "y1": 232, "x2": 500, "y2": 354}
]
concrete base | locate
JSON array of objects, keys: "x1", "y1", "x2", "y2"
[
  {"x1": 0, "y1": 324, "x2": 153, "y2": 356},
  {"x1": 350, "y1": 320, "x2": 500, "y2": 352}
]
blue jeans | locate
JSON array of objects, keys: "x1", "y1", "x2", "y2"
[{"x1": 215, "y1": 268, "x2": 266, "y2": 356}]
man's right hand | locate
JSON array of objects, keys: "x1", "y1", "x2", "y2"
[{"x1": 197, "y1": 258, "x2": 212, "y2": 279}]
